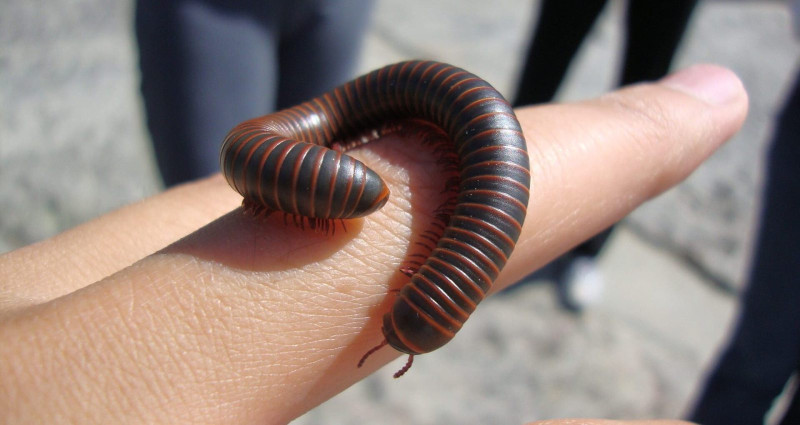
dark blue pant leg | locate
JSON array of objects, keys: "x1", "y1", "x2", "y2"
[
  {"x1": 136, "y1": 0, "x2": 281, "y2": 186},
  {"x1": 690, "y1": 71, "x2": 800, "y2": 425},
  {"x1": 513, "y1": 0, "x2": 608, "y2": 106},
  {"x1": 275, "y1": 0, "x2": 374, "y2": 108},
  {"x1": 620, "y1": 0, "x2": 698, "y2": 85},
  {"x1": 135, "y1": 0, "x2": 372, "y2": 187}
]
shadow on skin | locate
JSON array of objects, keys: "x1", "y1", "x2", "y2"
[
  {"x1": 163, "y1": 207, "x2": 364, "y2": 273},
  {"x1": 301, "y1": 122, "x2": 468, "y2": 402},
  {"x1": 154, "y1": 123, "x2": 465, "y2": 414}
]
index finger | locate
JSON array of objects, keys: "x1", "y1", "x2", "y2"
[{"x1": 0, "y1": 65, "x2": 747, "y2": 424}]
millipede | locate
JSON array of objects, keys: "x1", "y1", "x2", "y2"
[{"x1": 219, "y1": 60, "x2": 531, "y2": 377}]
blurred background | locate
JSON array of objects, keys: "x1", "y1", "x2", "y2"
[{"x1": 1, "y1": 0, "x2": 798, "y2": 423}]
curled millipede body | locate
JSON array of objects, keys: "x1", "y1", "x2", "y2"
[{"x1": 220, "y1": 60, "x2": 531, "y2": 376}]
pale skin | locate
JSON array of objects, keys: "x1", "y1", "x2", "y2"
[{"x1": 0, "y1": 64, "x2": 748, "y2": 424}]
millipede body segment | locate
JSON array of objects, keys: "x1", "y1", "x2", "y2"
[{"x1": 220, "y1": 60, "x2": 531, "y2": 374}]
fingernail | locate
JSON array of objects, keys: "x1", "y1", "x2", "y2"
[{"x1": 661, "y1": 64, "x2": 743, "y2": 106}]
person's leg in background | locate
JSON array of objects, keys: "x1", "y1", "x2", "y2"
[
  {"x1": 513, "y1": 0, "x2": 608, "y2": 106},
  {"x1": 135, "y1": 0, "x2": 374, "y2": 187},
  {"x1": 510, "y1": 0, "x2": 609, "y2": 309},
  {"x1": 554, "y1": 0, "x2": 701, "y2": 310},
  {"x1": 689, "y1": 71, "x2": 800, "y2": 425},
  {"x1": 136, "y1": 0, "x2": 281, "y2": 186},
  {"x1": 571, "y1": 0, "x2": 699, "y2": 256},
  {"x1": 512, "y1": 0, "x2": 699, "y2": 312},
  {"x1": 620, "y1": 0, "x2": 699, "y2": 84},
  {"x1": 274, "y1": 0, "x2": 374, "y2": 109}
]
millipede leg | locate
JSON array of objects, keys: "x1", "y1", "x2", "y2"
[
  {"x1": 242, "y1": 199, "x2": 274, "y2": 219},
  {"x1": 393, "y1": 355, "x2": 414, "y2": 378},
  {"x1": 357, "y1": 339, "x2": 388, "y2": 368}
]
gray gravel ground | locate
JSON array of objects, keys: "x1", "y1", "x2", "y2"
[{"x1": 2, "y1": 0, "x2": 799, "y2": 423}]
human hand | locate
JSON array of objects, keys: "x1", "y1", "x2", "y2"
[{"x1": 0, "y1": 64, "x2": 747, "y2": 424}]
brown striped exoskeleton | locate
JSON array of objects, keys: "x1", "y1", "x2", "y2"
[{"x1": 220, "y1": 61, "x2": 531, "y2": 377}]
